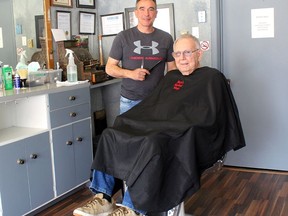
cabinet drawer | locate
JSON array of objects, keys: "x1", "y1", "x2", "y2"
[
  {"x1": 49, "y1": 87, "x2": 90, "y2": 110},
  {"x1": 50, "y1": 103, "x2": 91, "y2": 128}
]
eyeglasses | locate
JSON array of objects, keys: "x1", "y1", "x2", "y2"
[{"x1": 172, "y1": 49, "x2": 199, "y2": 58}]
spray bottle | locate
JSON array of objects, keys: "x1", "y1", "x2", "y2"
[
  {"x1": 16, "y1": 48, "x2": 28, "y2": 82},
  {"x1": 65, "y1": 49, "x2": 78, "y2": 82}
]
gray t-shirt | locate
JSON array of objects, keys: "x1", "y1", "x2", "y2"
[{"x1": 109, "y1": 27, "x2": 174, "y2": 100}]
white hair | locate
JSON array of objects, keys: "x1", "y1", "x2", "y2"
[{"x1": 173, "y1": 34, "x2": 200, "y2": 50}]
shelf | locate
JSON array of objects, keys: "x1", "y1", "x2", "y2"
[{"x1": 0, "y1": 127, "x2": 49, "y2": 146}]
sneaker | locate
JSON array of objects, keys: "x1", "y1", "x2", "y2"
[
  {"x1": 73, "y1": 193, "x2": 116, "y2": 216},
  {"x1": 108, "y1": 206, "x2": 138, "y2": 216}
]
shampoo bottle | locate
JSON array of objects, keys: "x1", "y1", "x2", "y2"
[
  {"x1": 65, "y1": 49, "x2": 78, "y2": 82},
  {"x1": 2, "y1": 65, "x2": 13, "y2": 90}
]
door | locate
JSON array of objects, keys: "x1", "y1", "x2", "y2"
[
  {"x1": 0, "y1": 141, "x2": 30, "y2": 216},
  {"x1": 26, "y1": 132, "x2": 54, "y2": 209},
  {"x1": 219, "y1": 0, "x2": 288, "y2": 170},
  {"x1": 52, "y1": 124, "x2": 75, "y2": 195},
  {"x1": 73, "y1": 119, "x2": 93, "y2": 185}
]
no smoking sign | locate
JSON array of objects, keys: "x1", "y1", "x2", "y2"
[{"x1": 200, "y1": 40, "x2": 210, "y2": 51}]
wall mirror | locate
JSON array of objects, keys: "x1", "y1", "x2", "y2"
[
  {"x1": 125, "y1": 3, "x2": 175, "y2": 39},
  {"x1": 11, "y1": 0, "x2": 53, "y2": 69}
]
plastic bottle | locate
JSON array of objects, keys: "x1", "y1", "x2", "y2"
[
  {"x1": 14, "y1": 73, "x2": 21, "y2": 89},
  {"x1": 2, "y1": 65, "x2": 13, "y2": 90},
  {"x1": 16, "y1": 49, "x2": 28, "y2": 81},
  {"x1": 65, "y1": 49, "x2": 78, "y2": 82}
]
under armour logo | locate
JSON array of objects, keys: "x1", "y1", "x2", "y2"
[
  {"x1": 134, "y1": 40, "x2": 159, "y2": 55},
  {"x1": 173, "y1": 80, "x2": 184, "y2": 90}
]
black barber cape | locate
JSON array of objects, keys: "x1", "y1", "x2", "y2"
[{"x1": 92, "y1": 67, "x2": 245, "y2": 212}]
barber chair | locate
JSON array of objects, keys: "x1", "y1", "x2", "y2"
[{"x1": 146, "y1": 154, "x2": 226, "y2": 216}]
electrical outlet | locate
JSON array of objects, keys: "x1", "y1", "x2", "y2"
[
  {"x1": 22, "y1": 36, "x2": 27, "y2": 46},
  {"x1": 198, "y1": 11, "x2": 206, "y2": 23},
  {"x1": 28, "y1": 39, "x2": 33, "y2": 48}
]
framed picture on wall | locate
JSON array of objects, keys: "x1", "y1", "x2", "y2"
[
  {"x1": 100, "y1": 13, "x2": 125, "y2": 37},
  {"x1": 79, "y1": 11, "x2": 96, "y2": 35},
  {"x1": 76, "y1": 0, "x2": 95, "y2": 9},
  {"x1": 56, "y1": 10, "x2": 71, "y2": 40},
  {"x1": 35, "y1": 15, "x2": 45, "y2": 48},
  {"x1": 125, "y1": 3, "x2": 175, "y2": 39},
  {"x1": 51, "y1": 0, "x2": 73, "y2": 7}
]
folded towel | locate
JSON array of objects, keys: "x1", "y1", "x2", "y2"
[{"x1": 56, "y1": 80, "x2": 89, "y2": 87}]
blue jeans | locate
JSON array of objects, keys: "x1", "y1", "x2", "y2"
[
  {"x1": 120, "y1": 96, "x2": 141, "y2": 114},
  {"x1": 90, "y1": 96, "x2": 144, "y2": 214}
]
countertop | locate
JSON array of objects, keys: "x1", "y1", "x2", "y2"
[{"x1": 0, "y1": 79, "x2": 121, "y2": 103}]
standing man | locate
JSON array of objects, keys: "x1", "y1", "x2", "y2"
[
  {"x1": 73, "y1": 1, "x2": 175, "y2": 216},
  {"x1": 106, "y1": 0, "x2": 176, "y2": 114}
]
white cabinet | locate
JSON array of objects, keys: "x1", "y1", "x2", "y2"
[
  {"x1": 0, "y1": 83, "x2": 93, "y2": 216},
  {"x1": 49, "y1": 86, "x2": 93, "y2": 196},
  {"x1": 0, "y1": 132, "x2": 53, "y2": 216}
]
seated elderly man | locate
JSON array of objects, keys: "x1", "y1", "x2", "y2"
[{"x1": 73, "y1": 34, "x2": 245, "y2": 216}]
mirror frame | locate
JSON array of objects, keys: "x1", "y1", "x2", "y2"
[{"x1": 43, "y1": 0, "x2": 54, "y2": 69}]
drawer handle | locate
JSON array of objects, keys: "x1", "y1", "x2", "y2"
[
  {"x1": 66, "y1": 141, "x2": 73, "y2": 145},
  {"x1": 70, "y1": 112, "x2": 77, "y2": 117},
  {"x1": 76, "y1": 137, "x2": 83, "y2": 142},
  {"x1": 69, "y1": 96, "x2": 76, "y2": 101},
  {"x1": 17, "y1": 159, "x2": 25, "y2": 165},
  {"x1": 30, "y1": 154, "x2": 38, "y2": 159}
]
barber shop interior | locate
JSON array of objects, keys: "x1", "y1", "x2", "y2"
[{"x1": 0, "y1": 0, "x2": 287, "y2": 215}]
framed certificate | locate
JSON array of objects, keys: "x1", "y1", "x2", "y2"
[
  {"x1": 101, "y1": 13, "x2": 125, "y2": 37},
  {"x1": 79, "y1": 12, "x2": 96, "y2": 35},
  {"x1": 51, "y1": 0, "x2": 73, "y2": 7},
  {"x1": 76, "y1": 0, "x2": 95, "y2": 9},
  {"x1": 56, "y1": 11, "x2": 71, "y2": 40}
]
